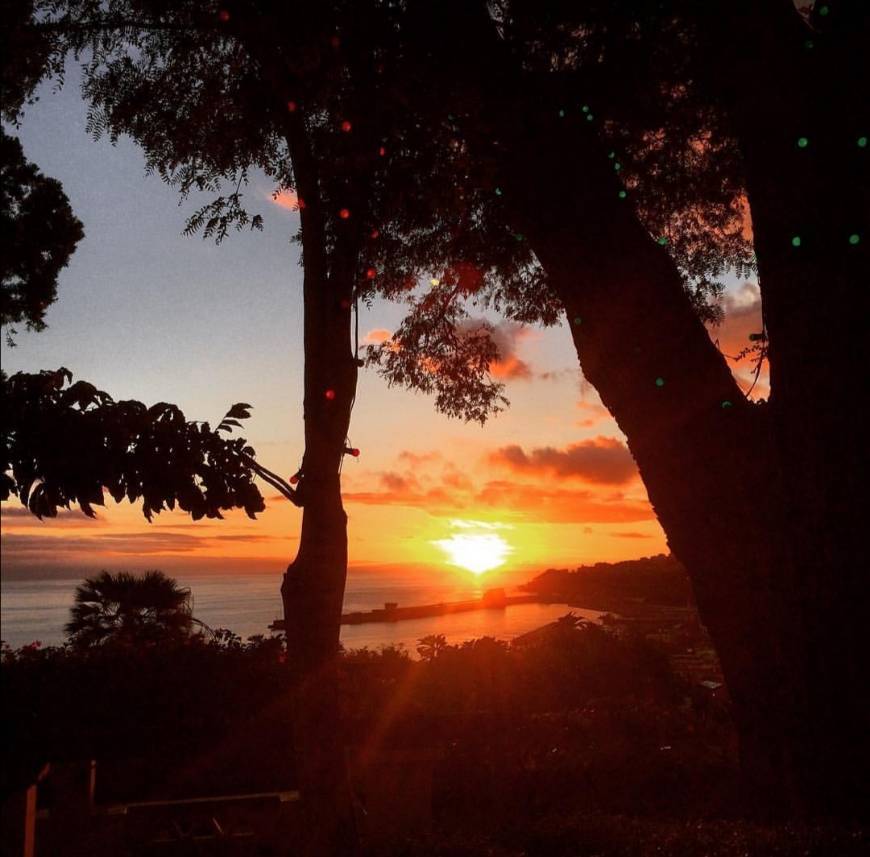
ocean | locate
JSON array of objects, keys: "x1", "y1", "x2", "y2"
[{"x1": 0, "y1": 569, "x2": 597, "y2": 654}]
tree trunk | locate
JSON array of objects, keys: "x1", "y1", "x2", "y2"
[
  {"x1": 279, "y1": 239, "x2": 359, "y2": 851},
  {"x1": 698, "y1": 0, "x2": 870, "y2": 817},
  {"x1": 277, "y1": 113, "x2": 362, "y2": 849},
  {"x1": 416, "y1": 0, "x2": 868, "y2": 818}
]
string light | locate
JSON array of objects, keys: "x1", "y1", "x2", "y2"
[
  {"x1": 378, "y1": 146, "x2": 386, "y2": 157},
  {"x1": 289, "y1": 473, "x2": 300, "y2": 485},
  {"x1": 791, "y1": 235, "x2": 802, "y2": 247},
  {"x1": 797, "y1": 137, "x2": 809, "y2": 148},
  {"x1": 613, "y1": 162, "x2": 622, "y2": 171},
  {"x1": 325, "y1": 389, "x2": 336, "y2": 400},
  {"x1": 608, "y1": 151, "x2": 616, "y2": 159},
  {"x1": 287, "y1": 101, "x2": 297, "y2": 113},
  {"x1": 370, "y1": 229, "x2": 380, "y2": 239},
  {"x1": 218, "y1": 10, "x2": 230, "y2": 22},
  {"x1": 657, "y1": 237, "x2": 668, "y2": 245},
  {"x1": 495, "y1": 187, "x2": 503, "y2": 196},
  {"x1": 365, "y1": 267, "x2": 377, "y2": 280},
  {"x1": 721, "y1": 400, "x2": 733, "y2": 409},
  {"x1": 581, "y1": 105, "x2": 590, "y2": 113},
  {"x1": 558, "y1": 109, "x2": 566, "y2": 118},
  {"x1": 339, "y1": 208, "x2": 350, "y2": 219},
  {"x1": 655, "y1": 377, "x2": 665, "y2": 387},
  {"x1": 618, "y1": 190, "x2": 627, "y2": 199},
  {"x1": 586, "y1": 114, "x2": 594, "y2": 121},
  {"x1": 818, "y1": 5, "x2": 829, "y2": 16},
  {"x1": 848, "y1": 233, "x2": 861, "y2": 245},
  {"x1": 344, "y1": 447, "x2": 361, "y2": 457},
  {"x1": 340, "y1": 120, "x2": 352, "y2": 132},
  {"x1": 858, "y1": 136, "x2": 868, "y2": 148},
  {"x1": 339, "y1": 299, "x2": 351, "y2": 310},
  {"x1": 330, "y1": 35, "x2": 341, "y2": 48},
  {"x1": 573, "y1": 316, "x2": 582, "y2": 326},
  {"x1": 430, "y1": 278, "x2": 440, "y2": 286}
]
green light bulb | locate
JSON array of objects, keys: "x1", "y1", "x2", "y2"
[
  {"x1": 858, "y1": 136, "x2": 868, "y2": 148},
  {"x1": 791, "y1": 235, "x2": 802, "y2": 247},
  {"x1": 655, "y1": 377, "x2": 665, "y2": 388},
  {"x1": 848, "y1": 233, "x2": 861, "y2": 245},
  {"x1": 618, "y1": 190, "x2": 627, "y2": 199},
  {"x1": 797, "y1": 137, "x2": 809, "y2": 148}
]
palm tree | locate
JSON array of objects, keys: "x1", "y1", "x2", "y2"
[{"x1": 65, "y1": 570, "x2": 200, "y2": 648}]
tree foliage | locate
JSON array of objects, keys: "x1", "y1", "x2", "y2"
[
  {"x1": 64, "y1": 569, "x2": 200, "y2": 648},
  {"x1": 1, "y1": 367, "x2": 266, "y2": 520},
  {"x1": 0, "y1": 128, "x2": 84, "y2": 342}
]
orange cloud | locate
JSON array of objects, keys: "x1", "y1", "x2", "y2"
[
  {"x1": 707, "y1": 281, "x2": 768, "y2": 398},
  {"x1": 489, "y1": 437, "x2": 638, "y2": 485},
  {"x1": 271, "y1": 189, "x2": 300, "y2": 210},
  {"x1": 362, "y1": 328, "x2": 392, "y2": 345}
]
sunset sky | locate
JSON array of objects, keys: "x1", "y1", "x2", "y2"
[{"x1": 0, "y1": 65, "x2": 765, "y2": 584}]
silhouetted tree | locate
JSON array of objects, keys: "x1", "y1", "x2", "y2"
[
  {"x1": 0, "y1": 128, "x2": 84, "y2": 343},
  {"x1": 1, "y1": 368, "x2": 270, "y2": 519},
  {"x1": 65, "y1": 569, "x2": 199, "y2": 648},
  {"x1": 416, "y1": 634, "x2": 448, "y2": 663},
  {"x1": 370, "y1": 0, "x2": 867, "y2": 818}
]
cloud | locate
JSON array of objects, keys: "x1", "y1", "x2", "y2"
[
  {"x1": 342, "y1": 471, "x2": 652, "y2": 525},
  {"x1": 362, "y1": 328, "x2": 392, "y2": 345},
  {"x1": 455, "y1": 319, "x2": 534, "y2": 380},
  {"x1": 707, "y1": 281, "x2": 768, "y2": 398},
  {"x1": 489, "y1": 437, "x2": 637, "y2": 485},
  {"x1": 575, "y1": 399, "x2": 612, "y2": 429},
  {"x1": 1, "y1": 530, "x2": 278, "y2": 559},
  {"x1": 719, "y1": 281, "x2": 761, "y2": 319},
  {"x1": 397, "y1": 450, "x2": 442, "y2": 467},
  {"x1": 0, "y1": 506, "x2": 106, "y2": 527},
  {"x1": 270, "y1": 189, "x2": 300, "y2": 210}
]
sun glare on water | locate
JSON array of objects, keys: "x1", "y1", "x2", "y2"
[{"x1": 434, "y1": 533, "x2": 511, "y2": 575}]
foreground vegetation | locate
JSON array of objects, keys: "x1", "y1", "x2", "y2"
[{"x1": 3, "y1": 616, "x2": 865, "y2": 854}]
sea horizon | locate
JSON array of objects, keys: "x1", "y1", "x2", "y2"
[{"x1": 0, "y1": 564, "x2": 594, "y2": 652}]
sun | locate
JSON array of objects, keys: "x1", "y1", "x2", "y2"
[{"x1": 434, "y1": 533, "x2": 511, "y2": 575}]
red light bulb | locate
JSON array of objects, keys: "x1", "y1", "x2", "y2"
[
  {"x1": 339, "y1": 208, "x2": 350, "y2": 219},
  {"x1": 350, "y1": 448, "x2": 360, "y2": 457},
  {"x1": 289, "y1": 474, "x2": 299, "y2": 485},
  {"x1": 378, "y1": 146, "x2": 386, "y2": 157},
  {"x1": 287, "y1": 100, "x2": 297, "y2": 113},
  {"x1": 340, "y1": 299, "x2": 351, "y2": 310},
  {"x1": 325, "y1": 389, "x2": 336, "y2": 400},
  {"x1": 370, "y1": 229, "x2": 380, "y2": 239},
  {"x1": 365, "y1": 267, "x2": 377, "y2": 280},
  {"x1": 341, "y1": 120, "x2": 352, "y2": 132},
  {"x1": 218, "y1": 10, "x2": 230, "y2": 23}
]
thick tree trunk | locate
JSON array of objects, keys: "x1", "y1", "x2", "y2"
[
  {"x1": 701, "y1": 0, "x2": 870, "y2": 817},
  {"x1": 416, "y1": 0, "x2": 868, "y2": 818}
]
